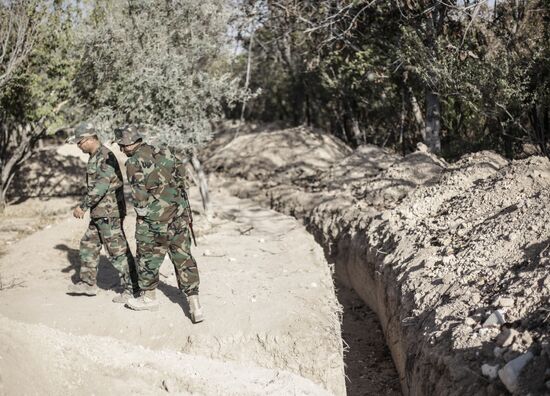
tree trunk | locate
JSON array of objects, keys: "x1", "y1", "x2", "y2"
[
  {"x1": 239, "y1": 29, "x2": 255, "y2": 124},
  {"x1": 0, "y1": 190, "x2": 6, "y2": 214},
  {"x1": 529, "y1": 104, "x2": 550, "y2": 158},
  {"x1": 343, "y1": 98, "x2": 362, "y2": 146},
  {"x1": 425, "y1": 91, "x2": 442, "y2": 153},
  {"x1": 408, "y1": 87, "x2": 425, "y2": 140},
  {"x1": 399, "y1": 85, "x2": 407, "y2": 155},
  {"x1": 0, "y1": 121, "x2": 46, "y2": 212}
]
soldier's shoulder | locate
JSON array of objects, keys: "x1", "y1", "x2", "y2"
[
  {"x1": 98, "y1": 145, "x2": 119, "y2": 165},
  {"x1": 98, "y1": 145, "x2": 115, "y2": 160},
  {"x1": 136, "y1": 143, "x2": 157, "y2": 160}
]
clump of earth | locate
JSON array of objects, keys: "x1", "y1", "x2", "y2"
[{"x1": 203, "y1": 124, "x2": 550, "y2": 395}]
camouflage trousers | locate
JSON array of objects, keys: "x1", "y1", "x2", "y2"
[
  {"x1": 135, "y1": 215, "x2": 200, "y2": 296},
  {"x1": 80, "y1": 217, "x2": 138, "y2": 292}
]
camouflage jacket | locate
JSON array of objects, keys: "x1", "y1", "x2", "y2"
[
  {"x1": 80, "y1": 145, "x2": 126, "y2": 218},
  {"x1": 125, "y1": 143, "x2": 190, "y2": 223}
]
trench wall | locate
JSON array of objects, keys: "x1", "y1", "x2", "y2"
[{"x1": 204, "y1": 129, "x2": 550, "y2": 395}]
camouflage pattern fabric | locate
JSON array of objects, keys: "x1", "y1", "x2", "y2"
[
  {"x1": 125, "y1": 141, "x2": 199, "y2": 295},
  {"x1": 114, "y1": 124, "x2": 143, "y2": 146},
  {"x1": 125, "y1": 143, "x2": 190, "y2": 222},
  {"x1": 80, "y1": 217, "x2": 139, "y2": 292},
  {"x1": 80, "y1": 145, "x2": 126, "y2": 218},
  {"x1": 135, "y1": 216, "x2": 200, "y2": 295}
]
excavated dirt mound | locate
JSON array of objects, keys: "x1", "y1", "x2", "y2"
[
  {"x1": 205, "y1": 125, "x2": 352, "y2": 183},
  {"x1": 202, "y1": 126, "x2": 550, "y2": 395}
]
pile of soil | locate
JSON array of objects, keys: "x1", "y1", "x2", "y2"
[{"x1": 202, "y1": 126, "x2": 550, "y2": 395}]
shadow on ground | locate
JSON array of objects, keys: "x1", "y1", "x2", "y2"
[
  {"x1": 57, "y1": 243, "x2": 120, "y2": 291},
  {"x1": 336, "y1": 281, "x2": 402, "y2": 396},
  {"x1": 157, "y1": 281, "x2": 192, "y2": 319}
]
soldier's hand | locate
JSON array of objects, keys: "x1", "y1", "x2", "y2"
[{"x1": 73, "y1": 207, "x2": 85, "y2": 219}]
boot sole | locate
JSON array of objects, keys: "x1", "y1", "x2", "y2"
[
  {"x1": 191, "y1": 313, "x2": 204, "y2": 323},
  {"x1": 112, "y1": 298, "x2": 130, "y2": 304},
  {"x1": 125, "y1": 302, "x2": 159, "y2": 312},
  {"x1": 67, "y1": 290, "x2": 98, "y2": 296}
]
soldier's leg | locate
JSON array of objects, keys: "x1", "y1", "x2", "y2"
[
  {"x1": 167, "y1": 217, "x2": 200, "y2": 296},
  {"x1": 167, "y1": 217, "x2": 203, "y2": 322},
  {"x1": 79, "y1": 220, "x2": 102, "y2": 286},
  {"x1": 135, "y1": 220, "x2": 169, "y2": 291},
  {"x1": 126, "y1": 220, "x2": 168, "y2": 311},
  {"x1": 97, "y1": 218, "x2": 138, "y2": 293}
]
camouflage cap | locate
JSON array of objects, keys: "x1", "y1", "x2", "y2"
[
  {"x1": 66, "y1": 122, "x2": 97, "y2": 144},
  {"x1": 114, "y1": 124, "x2": 143, "y2": 146}
]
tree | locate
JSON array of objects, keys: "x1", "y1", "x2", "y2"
[
  {"x1": 0, "y1": 0, "x2": 77, "y2": 211},
  {"x1": 73, "y1": 0, "x2": 246, "y2": 151},
  {"x1": 234, "y1": 0, "x2": 550, "y2": 159}
]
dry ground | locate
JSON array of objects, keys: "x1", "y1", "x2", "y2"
[{"x1": 0, "y1": 145, "x2": 345, "y2": 395}]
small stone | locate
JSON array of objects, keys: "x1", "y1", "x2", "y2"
[
  {"x1": 481, "y1": 363, "x2": 499, "y2": 380},
  {"x1": 496, "y1": 328, "x2": 519, "y2": 348},
  {"x1": 465, "y1": 317, "x2": 476, "y2": 326},
  {"x1": 483, "y1": 310, "x2": 506, "y2": 328},
  {"x1": 521, "y1": 331, "x2": 533, "y2": 347},
  {"x1": 498, "y1": 351, "x2": 534, "y2": 394},
  {"x1": 479, "y1": 328, "x2": 491, "y2": 337},
  {"x1": 494, "y1": 297, "x2": 514, "y2": 308},
  {"x1": 471, "y1": 293, "x2": 481, "y2": 305}
]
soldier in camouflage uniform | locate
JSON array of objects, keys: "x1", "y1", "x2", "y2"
[
  {"x1": 114, "y1": 125, "x2": 203, "y2": 323},
  {"x1": 67, "y1": 123, "x2": 139, "y2": 303}
]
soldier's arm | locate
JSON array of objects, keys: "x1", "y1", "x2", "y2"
[
  {"x1": 80, "y1": 155, "x2": 114, "y2": 211},
  {"x1": 126, "y1": 159, "x2": 151, "y2": 217}
]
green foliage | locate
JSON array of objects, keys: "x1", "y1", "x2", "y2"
[
  {"x1": 0, "y1": 1, "x2": 78, "y2": 132},
  {"x1": 235, "y1": 0, "x2": 550, "y2": 158},
  {"x1": 74, "y1": 0, "x2": 246, "y2": 150}
]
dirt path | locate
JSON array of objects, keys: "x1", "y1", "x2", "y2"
[{"x1": 0, "y1": 186, "x2": 344, "y2": 395}]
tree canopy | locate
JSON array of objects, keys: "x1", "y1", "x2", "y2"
[
  {"x1": 233, "y1": 0, "x2": 550, "y2": 159},
  {"x1": 73, "y1": 0, "x2": 245, "y2": 150}
]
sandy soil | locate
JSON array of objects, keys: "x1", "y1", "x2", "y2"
[{"x1": 0, "y1": 145, "x2": 345, "y2": 395}]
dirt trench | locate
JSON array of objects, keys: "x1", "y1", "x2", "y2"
[{"x1": 202, "y1": 125, "x2": 550, "y2": 395}]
